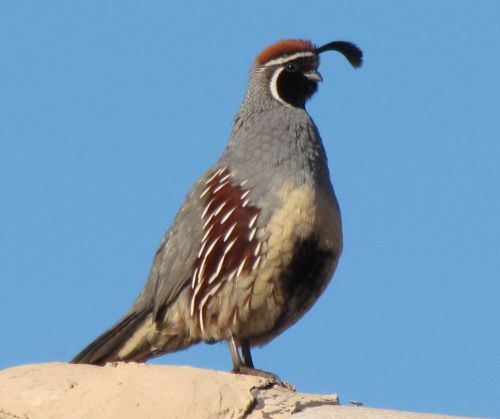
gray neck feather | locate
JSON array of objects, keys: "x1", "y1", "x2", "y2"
[{"x1": 220, "y1": 66, "x2": 332, "y2": 190}]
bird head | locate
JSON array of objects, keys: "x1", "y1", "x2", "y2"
[{"x1": 250, "y1": 39, "x2": 363, "y2": 109}]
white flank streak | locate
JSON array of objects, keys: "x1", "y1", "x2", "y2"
[
  {"x1": 199, "y1": 282, "x2": 224, "y2": 334},
  {"x1": 197, "y1": 239, "x2": 208, "y2": 258},
  {"x1": 208, "y1": 253, "x2": 226, "y2": 284},
  {"x1": 199, "y1": 281, "x2": 223, "y2": 313},
  {"x1": 242, "y1": 198, "x2": 250, "y2": 207},
  {"x1": 240, "y1": 190, "x2": 251, "y2": 200},
  {"x1": 224, "y1": 238, "x2": 237, "y2": 254},
  {"x1": 199, "y1": 312, "x2": 205, "y2": 333},
  {"x1": 207, "y1": 280, "x2": 223, "y2": 299},
  {"x1": 252, "y1": 255, "x2": 261, "y2": 271},
  {"x1": 236, "y1": 257, "x2": 247, "y2": 278},
  {"x1": 254, "y1": 241, "x2": 262, "y2": 257},
  {"x1": 240, "y1": 179, "x2": 248, "y2": 187},
  {"x1": 200, "y1": 282, "x2": 223, "y2": 310},
  {"x1": 248, "y1": 228, "x2": 257, "y2": 242},
  {"x1": 204, "y1": 172, "x2": 218, "y2": 185},
  {"x1": 192, "y1": 265, "x2": 207, "y2": 316},
  {"x1": 198, "y1": 257, "x2": 208, "y2": 286},
  {"x1": 219, "y1": 173, "x2": 231, "y2": 183},
  {"x1": 203, "y1": 202, "x2": 226, "y2": 229},
  {"x1": 205, "y1": 167, "x2": 225, "y2": 185},
  {"x1": 191, "y1": 267, "x2": 199, "y2": 290},
  {"x1": 248, "y1": 214, "x2": 258, "y2": 229},
  {"x1": 194, "y1": 274, "x2": 204, "y2": 296},
  {"x1": 203, "y1": 213, "x2": 215, "y2": 229},
  {"x1": 201, "y1": 224, "x2": 214, "y2": 244},
  {"x1": 213, "y1": 181, "x2": 229, "y2": 194},
  {"x1": 190, "y1": 275, "x2": 203, "y2": 316},
  {"x1": 213, "y1": 201, "x2": 227, "y2": 216},
  {"x1": 190, "y1": 296, "x2": 196, "y2": 317},
  {"x1": 227, "y1": 270, "x2": 236, "y2": 282},
  {"x1": 204, "y1": 237, "x2": 220, "y2": 259},
  {"x1": 199, "y1": 276, "x2": 225, "y2": 333},
  {"x1": 220, "y1": 207, "x2": 236, "y2": 224},
  {"x1": 201, "y1": 198, "x2": 216, "y2": 218},
  {"x1": 200, "y1": 186, "x2": 212, "y2": 198},
  {"x1": 191, "y1": 251, "x2": 210, "y2": 316},
  {"x1": 223, "y1": 223, "x2": 237, "y2": 242}
]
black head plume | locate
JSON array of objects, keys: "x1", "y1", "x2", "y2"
[{"x1": 314, "y1": 41, "x2": 363, "y2": 68}]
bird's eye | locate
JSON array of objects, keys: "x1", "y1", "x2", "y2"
[{"x1": 285, "y1": 62, "x2": 298, "y2": 72}]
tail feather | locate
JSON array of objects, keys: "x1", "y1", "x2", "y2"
[{"x1": 71, "y1": 309, "x2": 152, "y2": 365}]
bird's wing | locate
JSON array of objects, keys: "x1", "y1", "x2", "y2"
[
  {"x1": 140, "y1": 165, "x2": 264, "y2": 326},
  {"x1": 137, "y1": 179, "x2": 207, "y2": 322}
]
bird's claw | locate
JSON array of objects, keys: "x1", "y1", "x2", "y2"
[{"x1": 232, "y1": 366, "x2": 295, "y2": 391}]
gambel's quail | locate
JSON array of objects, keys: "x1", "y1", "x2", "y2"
[{"x1": 72, "y1": 39, "x2": 362, "y2": 382}]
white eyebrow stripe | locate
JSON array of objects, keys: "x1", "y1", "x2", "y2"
[{"x1": 263, "y1": 51, "x2": 316, "y2": 67}]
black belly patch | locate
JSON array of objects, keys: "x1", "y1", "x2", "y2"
[{"x1": 277, "y1": 237, "x2": 336, "y2": 326}]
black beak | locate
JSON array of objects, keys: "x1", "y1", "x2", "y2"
[
  {"x1": 314, "y1": 41, "x2": 363, "y2": 68},
  {"x1": 304, "y1": 70, "x2": 323, "y2": 83}
]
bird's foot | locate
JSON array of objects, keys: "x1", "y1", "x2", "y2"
[{"x1": 232, "y1": 366, "x2": 295, "y2": 391}]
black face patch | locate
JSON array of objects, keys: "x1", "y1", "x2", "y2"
[{"x1": 275, "y1": 57, "x2": 319, "y2": 108}]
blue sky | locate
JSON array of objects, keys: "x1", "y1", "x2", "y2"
[{"x1": 1, "y1": 1, "x2": 499, "y2": 417}]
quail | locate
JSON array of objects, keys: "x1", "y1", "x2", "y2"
[{"x1": 72, "y1": 39, "x2": 362, "y2": 382}]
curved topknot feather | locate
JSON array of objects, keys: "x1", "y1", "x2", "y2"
[
  {"x1": 255, "y1": 40, "x2": 314, "y2": 65},
  {"x1": 314, "y1": 41, "x2": 363, "y2": 68}
]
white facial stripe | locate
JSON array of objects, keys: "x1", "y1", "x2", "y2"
[
  {"x1": 263, "y1": 51, "x2": 316, "y2": 67},
  {"x1": 269, "y1": 67, "x2": 292, "y2": 107}
]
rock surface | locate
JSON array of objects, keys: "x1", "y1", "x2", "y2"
[{"x1": 0, "y1": 363, "x2": 468, "y2": 418}]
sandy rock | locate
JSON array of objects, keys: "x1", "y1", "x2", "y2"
[{"x1": 0, "y1": 363, "x2": 468, "y2": 418}]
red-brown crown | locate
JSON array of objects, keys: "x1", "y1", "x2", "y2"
[{"x1": 255, "y1": 39, "x2": 314, "y2": 65}]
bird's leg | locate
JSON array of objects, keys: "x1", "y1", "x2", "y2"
[
  {"x1": 241, "y1": 339, "x2": 254, "y2": 368},
  {"x1": 228, "y1": 337, "x2": 294, "y2": 390},
  {"x1": 229, "y1": 336, "x2": 244, "y2": 371}
]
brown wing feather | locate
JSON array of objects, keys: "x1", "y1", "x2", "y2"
[{"x1": 190, "y1": 167, "x2": 262, "y2": 331}]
